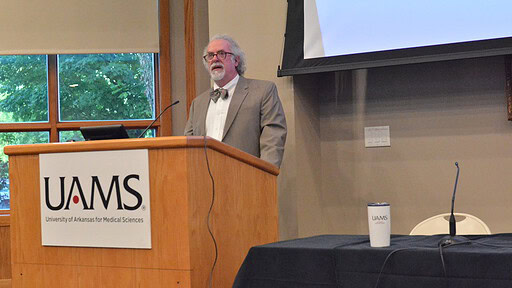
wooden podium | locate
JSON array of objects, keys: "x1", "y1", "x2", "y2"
[{"x1": 5, "y1": 136, "x2": 279, "y2": 288}]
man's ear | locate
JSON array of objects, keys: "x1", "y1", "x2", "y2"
[{"x1": 235, "y1": 56, "x2": 240, "y2": 67}]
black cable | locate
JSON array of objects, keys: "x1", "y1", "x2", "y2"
[
  {"x1": 204, "y1": 135, "x2": 218, "y2": 288},
  {"x1": 439, "y1": 244, "x2": 447, "y2": 277},
  {"x1": 373, "y1": 237, "x2": 498, "y2": 288},
  {"x1": 374, "y1": 240, "x2": 473, "y2": 288},
  {"x1": 373, "y1": 248, "x2": 412, "y2": 288},
  {"x1": 437, "y1": 236, "x2": 512, "y2": 281},
  {"x1": 437, "y1": 238, "x2": 473, "y2": 288},
  {"x1": 436, "y1": 238, "x2": 512, "y2": 284}
]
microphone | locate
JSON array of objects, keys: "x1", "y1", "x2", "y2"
[
  {"x1": 138, "y1": 100, "x2": 179, "y2": 138},
  {"x1": 449, "y1": 162, "x2": 460, "y2": 237},
  {"x1": 439, "y1": 162, "x2": 467, "y2": 246}
]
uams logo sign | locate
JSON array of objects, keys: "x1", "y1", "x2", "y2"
[
  {"x1": 39, "y1": 149, "x2": 151, "y2": 249},
  {"x1": 44, "y1": 175, "x2": 143, "y2": 211}
]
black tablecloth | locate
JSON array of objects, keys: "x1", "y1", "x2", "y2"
[{"x1": 233, "y1": 234, "x2": 512, "y2": 288}]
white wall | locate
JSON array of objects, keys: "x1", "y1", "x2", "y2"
[{"x1": 207, "y1": 1, "x2": 512, "y2": 238}]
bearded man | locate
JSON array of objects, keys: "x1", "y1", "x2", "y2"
[{"x1": 184, "y1": 34, "x2": 287, "y2": 168}]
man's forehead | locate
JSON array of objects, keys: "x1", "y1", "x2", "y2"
[{"x1": 207, "y1": 39, "x2": 231, "y2": 52}]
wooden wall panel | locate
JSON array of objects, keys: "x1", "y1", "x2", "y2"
[
  {"x1": 12, "y1": 264, "x2": 191, "y2": 288},
  {"x1": 0, "y1": 215, "x2": 11, "y2": 281},
  {"x1": 184, "y1": 0, "x2": 197, "y2": 116},
  {"x1": 158, "y1": 0, "x2": 172, "y2": 136}
]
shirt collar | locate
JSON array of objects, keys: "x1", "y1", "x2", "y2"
[{"x1": 213, "y1": 74, "x2": 239, "y2": 91}]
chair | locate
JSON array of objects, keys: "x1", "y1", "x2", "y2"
[{"x1": 410, "y1": 213, "x2": 491, "y2": 235}]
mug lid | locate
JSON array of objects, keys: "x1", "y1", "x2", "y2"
[{"x1": 368, "y1": 202, "x2": 390, "y2": 207}]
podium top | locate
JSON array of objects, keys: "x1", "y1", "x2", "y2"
[{"x1": 4, "y1": 136, "x2": 279, "y2": 175}]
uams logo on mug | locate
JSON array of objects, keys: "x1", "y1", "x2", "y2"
[
  {"x1": 39, "y1": 149, "x2": 151, "y2": 249},
  {"x1": 372, "y1": 215, "x2": 389, "y2": 224},
  {"x1": 372, "y1": 215, "x2": 388, "y2": 221}
]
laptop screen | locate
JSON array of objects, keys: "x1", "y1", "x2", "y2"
[{"x1": 80, "y1": 124, "x2": 129, "y2": 141}]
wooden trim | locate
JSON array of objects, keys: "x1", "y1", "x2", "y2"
[
  {"x1": 0, "y1": 123, "x2": 51, "y2": 132},
  {"x1": 4, "y1": 136, "x2": 280, "y2": 175},
  {"x1": 506, "y1": 55, "x2": 512, "y2": 121},
  {"x1": 153, "y1": 54, "x2": 162, "y2": 135},
  {"x1": 56, "y1": 120, "x2": 157, "y2": 130},
  {"x1": 187, "y1": 137, "x2": 280, "y2": 175},
  {"x1": 0, "y1": 215, "x2": 9, "y2": 227},
  {"x1": 47, "y1": 55, "x2": 59, "y2": 143},
  {"x1": 158, "y1": 0, "x2": 172, "y2": 136},
  {"x1": 184, "y1": 0, "x2": 197, "y2": 117},
  {"x1": 0, "y1": 121, "x2": 160, "y2": 132}
]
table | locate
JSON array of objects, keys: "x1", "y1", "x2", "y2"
[{"x1": 233, "y1": 234, "x2": 512, "y2": 288}]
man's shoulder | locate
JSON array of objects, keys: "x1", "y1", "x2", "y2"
[
  {"x1": 240, "y1": 77, "x2": 276, "y2": 91},
  {"x1": 242, "y1": 77, "x2": 275, "y2": 86}
]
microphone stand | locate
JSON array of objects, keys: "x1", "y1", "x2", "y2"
[
  {"x1": 138, "y1": 100, "x2": 179, "y2": 138},
  {"x1": 439, "y1": 162, "x2": 468, "y2": 246}
]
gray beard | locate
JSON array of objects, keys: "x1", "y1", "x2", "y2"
[{"x1": 210, "y1": 69, "x2": 225, "y2": 81}]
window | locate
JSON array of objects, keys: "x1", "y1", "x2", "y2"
[{"x1": 0, "y1": 53, "x2": 160, "y2": 210}]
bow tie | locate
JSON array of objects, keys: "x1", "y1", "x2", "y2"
[{"x1": 210, "y1": 88, "x2": 228, "y2": 103}]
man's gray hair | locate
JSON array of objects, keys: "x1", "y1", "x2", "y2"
[{"x1": 203, "y1": 34, "x2": 247, "y2": 75}]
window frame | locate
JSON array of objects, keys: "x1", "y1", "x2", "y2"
[
  {"x1": 0, "y1": 54, "x2": 163, "y2": 214},
  {"x1": 0, "y1": 54, "x2": 163, "y2": 136},
  {"x1": 0, "y1": 0, "x2": 172, "y2": 216}
]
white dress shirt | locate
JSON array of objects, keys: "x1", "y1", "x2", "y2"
[{"x1": 205, "y1": 74, "x2": 239, "y2": 141}]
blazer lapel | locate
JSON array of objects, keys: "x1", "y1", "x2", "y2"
[
  {"x1": 222, "y1": 76, "x2": 248, "y2": 140},
  {"x1": 197, "y1": 90, "x2": 212, "y2": 135}
]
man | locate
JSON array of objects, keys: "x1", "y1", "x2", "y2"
[{"x1": 184, "y1": 34, "x2": 287, "y2": 168}]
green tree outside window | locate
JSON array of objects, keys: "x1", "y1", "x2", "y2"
[{"x1": 0, "y1": 53, "x2": 156, "y2": 210}]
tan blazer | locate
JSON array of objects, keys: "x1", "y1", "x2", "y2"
[{"x1": 184, "y1": 76, "x2": 287, "y2": 168}]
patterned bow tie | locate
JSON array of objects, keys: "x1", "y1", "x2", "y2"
[{"x1": 210, "y1": 88, "x2": 228, "y2": 103}]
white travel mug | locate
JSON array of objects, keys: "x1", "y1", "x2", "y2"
[{"x1": 367, "y1": 203, "x2": 391, "y2": 247}]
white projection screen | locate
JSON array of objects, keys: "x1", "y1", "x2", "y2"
[{"x1": 279, "y1": 0, "x2": 512, "y2": 76}]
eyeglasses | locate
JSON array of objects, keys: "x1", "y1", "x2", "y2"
[{"x1": 203, "y1": 50, "x2": 235, "y2": 61}]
